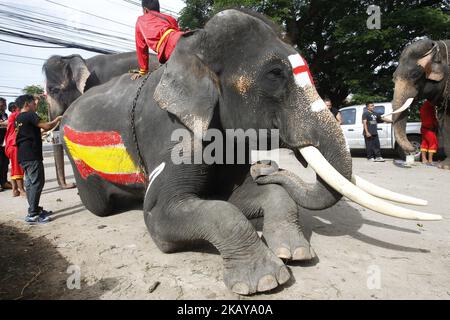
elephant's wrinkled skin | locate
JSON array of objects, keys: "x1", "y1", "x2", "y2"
[
  {"x1": 392, "y1": 39, "x2": 450, "y2": 168},
  {"x1": 61, "y1": 10, "x2": 352, "y2": 295},
  {"x1": 43, "y1": 52, "x2": 160, "y2": 188}
]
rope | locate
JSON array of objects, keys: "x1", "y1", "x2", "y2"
[{"x1": 130, "y1": 73, "x2": 151, "y2": 186}]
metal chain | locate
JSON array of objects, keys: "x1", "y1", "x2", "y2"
[{"x1": 130, "y1": 73, "x2": 151, "y2": 185}]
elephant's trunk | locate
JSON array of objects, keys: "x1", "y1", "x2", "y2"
[
  {"x1": 257, "y1": 99, "x2": 353, "y2": 210},
  {"x1": 392, "y1": 78, "x2": 418, "y2": 154}
]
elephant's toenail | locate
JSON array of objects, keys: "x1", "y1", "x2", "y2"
[
  {"x1": 293, "y1": 247, "x2": 312, "y2": 261},
  {"x1": 277, "y1": 266, "x2": 290, "y2": 284},
  {"x1": 232, "y1": 282, "x2": 250, "y2": 295},
  {"x1": 275, "y1": 247, "x2": 292, "y2": 260},
  {"x1": 257, "y1": 275, "x2": 278, "y2": 292}
]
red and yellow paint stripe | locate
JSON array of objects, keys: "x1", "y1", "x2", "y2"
[{"x1": 63, "y1": 126, "x2": 145, "y2": 185}]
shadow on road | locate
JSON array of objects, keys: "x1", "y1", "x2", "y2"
[
  {"x1": 300, "y1": 201, "x2": 429, "y2": 253},
  {"x1": 0, "y1": 223, "x2": 119, "y2": 299}
]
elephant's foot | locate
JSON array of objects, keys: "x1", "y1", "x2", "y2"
[
  {"x1": 438, "y1": 159, "x2": 450, "y2": 170},
  {"x1": 59, "y1": 182, "x2": 76, "y2": 189},
  {"x1": 223, "y1": 244, "x2": 290, "y2": 295},
  {"x1": 263, "y1": 222, "x2": 316, "y2": 261}
]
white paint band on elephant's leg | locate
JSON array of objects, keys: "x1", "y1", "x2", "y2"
[{"x1": 145, "y1": 162, "x2": 166, "y2": 199}]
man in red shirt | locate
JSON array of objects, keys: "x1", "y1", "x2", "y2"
[
  {"x1": 132, "y1": 0, "x2": 184, "y2": 79},
  {"x1": 419, "y1": 100, "x2": 439, "y2": 165}
]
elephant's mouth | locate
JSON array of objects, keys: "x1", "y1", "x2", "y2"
[{"x1": 251, "y1": 146, "x2": 442, "y2": 221}]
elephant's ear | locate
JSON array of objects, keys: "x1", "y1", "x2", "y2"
[
  {"x1": 68, "y1": 55, "x2": 91, "y2": 94},
  {"x1": 417, "y1": 42, "x2": 445, "y2": 81},
  {"x1": 154, "y1": 48, "x2": 219, "y2": 138},
  {"x1": 428, "y1": 63, "x2": 446, "y2": 82}
]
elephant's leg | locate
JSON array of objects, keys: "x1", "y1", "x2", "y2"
[
  {"x1": 53, "y1": 144, "x2": 76, "y2": 189},
  {"x1": 144, "y1": 197, "x2": 290, "y2": 295},
  {"x1": 438, "y1": 113, "x2": 450, "y2": 169},
  {"x1": 72, "y1": 170, "x2": 112, "y2": 216},
  {"x1": 229, "y1": 177, "x2": 315, "y2": 261}
]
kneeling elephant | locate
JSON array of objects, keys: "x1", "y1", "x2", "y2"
[{"x1": 61, "y1": 10, "x2": 441, "y2": 295}]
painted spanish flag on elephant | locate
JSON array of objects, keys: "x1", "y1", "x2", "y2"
[{"x1": 63, "y1": 126, "x2": 145, "y2": 185}]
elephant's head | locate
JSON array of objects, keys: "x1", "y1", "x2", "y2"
[
  {"x1": 392, "y1": 39, "x2": 449, "y2": 153},
  {"x1": 43, "y1": 54, "x2": 91, "y2": 120},
  {"x1": 152, "y1": 9, "x2": 441, "y2": 221},
  {"x1": 154, "y1": 9, "x2": 352, "y2": 210}
]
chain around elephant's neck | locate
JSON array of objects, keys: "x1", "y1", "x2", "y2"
[{"x1": 130, "y1": 73, "x2": 151, "y2": 186}]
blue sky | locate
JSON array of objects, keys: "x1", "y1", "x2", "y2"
[{"x1": 0, "y1": 0, "x2": 185, "y2": 105}]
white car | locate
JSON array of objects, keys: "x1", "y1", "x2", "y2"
[{"x1": 339, "y1": 102, "x2": 422, "y2": 158}]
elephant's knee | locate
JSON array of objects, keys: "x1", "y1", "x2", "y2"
[{"x1": 260, "y1": 184, "x2": 297, "y2": 212}]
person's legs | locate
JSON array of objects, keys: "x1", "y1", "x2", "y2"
[
  {"x1": 373, "y1": 135, "x2": 382, "y2": 159},
  {"x1": 11, "y1": 179, "x2": 19, "y2": 197},
  {"x1": 21, "y1": 160, "x2": 45, "y2": 217},
  {"x1": 427, "y1": 130, "x2": 438, "y2": 164},
  {"x1": 16, "y1": 178, "x2": 26, "y2": 196},
  {"x1": 0, "y1": 146, "x2": 9, "y2": 187},
  {"x1": 365, "y1": 136, "x2": 374, "y2": 160},
  {"x1": 428, "y1": 151, "x2": 434, "y2": 163},
  {"x1": 421, "y1": 151, "x2": 428, "y2": 164}
]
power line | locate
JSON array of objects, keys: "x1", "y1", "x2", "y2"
[
  {"x1": 44, "y1": 0, "x2": 134, "y2": 29},
  {"x1": 0, "y1": 30, "x2": 119, "y2": 54},
  {"x1": 0, "y1": 58, "x2": 42, "y2": 66},
  {"x1": 0, "y1": 37, "x2": 64, "y2": 48},
  {"x1": 0, "y1": 85, "x2": 23, "y2": 90},
  {"x1": 0, "y1": 3, "x2": 132, "y2": 38},
  {"x1": 0, "y1": 52, "x2": 46, "y2": 61},
  {"x1": 0, "y1": 10, "x2": 134, "y2": 50}
]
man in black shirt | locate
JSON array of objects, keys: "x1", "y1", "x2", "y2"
[
  {"x1": 0, "y1": 97, "x2": 11, "y2": 192},
  {"x1": 15, "y1": 94, "x2": 62, "y2": 223},
  {"x1": 362, "y1": 102, "x2": 391, "y2": 162}
]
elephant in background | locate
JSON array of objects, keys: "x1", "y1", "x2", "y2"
[
  {"x1": 392, "y1": 38, "x2": 450, "y2": 168},
  {"x1": 43, "y1": 52, "x2": 160, "y2": 188},
  {"x1": 61, "y1": 9, "x2": 440, "y2": 295}
]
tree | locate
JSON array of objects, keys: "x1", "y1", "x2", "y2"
[
  {"x1": 23, "y1": 85, "x2": 48, "y2": 122},
  {"x1": 179, "y1": 0, "x2": 450, "y2": 107}
]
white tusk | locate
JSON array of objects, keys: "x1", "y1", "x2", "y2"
[
  {"x1": 352, "y1": 175, "x2": 428, "y2": 206},
  {"x1": 299, "y1": 146, "x2": 442, "y2": 221},
  {"x1": 383, "y1": 97, "x2": 414, "y2": 117}
]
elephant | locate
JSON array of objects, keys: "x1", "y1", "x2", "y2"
[
  {"x1": 392, "y1": 38, "x2": 450, "y2": 169},
  {"x1": 61, "y1": 9, "x2": 441, "y2": 295},
  {"x1": 43, "y1": 52, "x2": 160, "y2": 188}
]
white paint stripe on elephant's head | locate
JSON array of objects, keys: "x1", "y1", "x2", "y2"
[
  {"x1": 288, "y1": 54, "x2": 312, "y2": 88},
  {"x1": 288, "y1": 54, "x2": 326, "y2": 113},
  {"x1": 145, "y1": 162, "x2": 166, "y2": 199}
]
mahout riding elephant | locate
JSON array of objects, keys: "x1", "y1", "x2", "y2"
[
  {"x1": 392, "y1": 38, "x2": 450, "y2": 168},
  {"x1": 61, "y1": 10, "x2": 441, "y2": 295},
  {"x1": 43, "y1": 52, "x2": 160, "y2": 188}
]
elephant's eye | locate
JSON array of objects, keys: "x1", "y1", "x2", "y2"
[{"x1": 266, "y1": 68, "x2": 285, "y2": 81}]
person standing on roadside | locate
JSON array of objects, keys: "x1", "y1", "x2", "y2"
[
  {"x1": 362, "y1": 102, "x2": 391, "y2": 162},
  {"x1": 15, "y1": 94, "x2": 62, "y2": 224}
]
